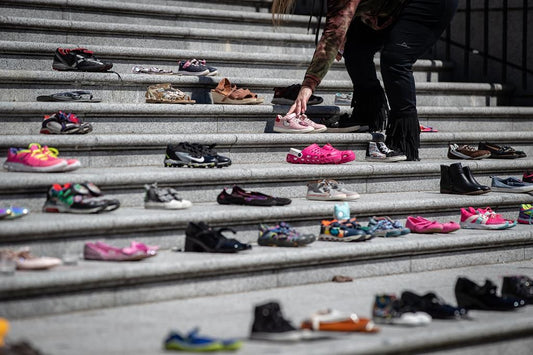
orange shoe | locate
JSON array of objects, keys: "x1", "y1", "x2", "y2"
[
  {"x1": 301, "y1": 309, "x2": 379, "y2": 333},
  {"x1": 0, "y1": 318, "x2": 9, "y2": 347}
]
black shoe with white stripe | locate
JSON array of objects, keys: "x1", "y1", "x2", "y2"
[
  {"x1": 52, "y1": 47, "x2": 113, "y2": 72},
  {"x1": 164, "y1": 142, "x2": 219, "y2": 168}
]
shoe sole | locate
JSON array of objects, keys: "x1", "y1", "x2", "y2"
[
  {"x1": 365, "y1": 156, "x2": 406, "y2": 163},
  {"x1": 318, "y1": 234, "x2": 368, "y2": 242},
  {"x1": 3, "y1": 161, "x2": 68, "y2": 172},
  {"x1": 42, "y1": 202, "x2": 107, "y2": 214},
  {"x1": 491, "y1": 186, "x2": 533, "y2": 193},
  {"x1": 144, "y1": 201, "x2": 191, "y2": 210},
  {"x1": 326, "y1": 125, "x2": 368, "y2": 133},
  {"x1": 459, "y1": 221, "x2": 510, "y2": 230},
  {"x1": 449, "y1": 151, "x2": 491, "y2": 159},
  {"x1": 164, "y1": 159, "x2": 216, "y2": 168},
  {"x1": 176, "y1": 69, "x2": 210, "y2": 76},
  {"x1": 306, "y1": 195, "x2": 347, "y2": 201},
  {"x1": 273, "y1": 127, "x2": 314, "y2": 133}
]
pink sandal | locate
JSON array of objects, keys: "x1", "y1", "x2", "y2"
[
  {"x1": 321, "y1": 143, "x2": 355, "y2": 163},
  {"x1": 286, "y1": 144, "x2": 342, "y2": 164}
]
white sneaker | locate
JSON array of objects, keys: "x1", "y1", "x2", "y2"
[{"x1": 365, "y1": 141, "x2": 407, "y2": 162}]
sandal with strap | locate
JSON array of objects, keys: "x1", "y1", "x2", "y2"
[
  {"x1": 211, "y1": 78, "x2": 264, "y2": 105},
  {"x1": 37, "y1": 90, "x2": 101, "y2": 102},
  {"x1": 145, "y1": 83, "x2": 195, "y2": 104}
]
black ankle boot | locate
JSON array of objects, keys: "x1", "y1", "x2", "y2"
[
  {"x1": 250, "y1": 301, "x2": 301, "y2": 341},
  {"x1": 462, "y1": 165, "x2": 491, "y2": 192},
  {"x1": 440, "y1": 163, "x2": 485, "y2": 195}
]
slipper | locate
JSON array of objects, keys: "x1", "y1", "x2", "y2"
[
  {"x1": 37, "y1": 90, "x2": 101, "y2": 102},
  {"x1": 301, "y1": 309, "x2": 379, "y2": 333}
]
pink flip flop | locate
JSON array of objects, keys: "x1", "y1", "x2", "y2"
[{"x1": 406, "y1": 216, "x2": 444, "y2": 233}]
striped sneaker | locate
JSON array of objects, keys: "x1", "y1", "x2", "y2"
[{"x1": 460, "y1": 207, "x2": 510, "y2": 230}]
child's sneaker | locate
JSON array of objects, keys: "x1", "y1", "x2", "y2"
[
  {"x1": 258, "y1": 222, "x2": 316, "y2": 247},
  {"x1": 476, "y1": 207, "x2": 517, "y2": 228},
  {"x1": 366, "y1": 218, "x2": 403, "y2": 237},
  {"x1": 298, "y1": 114, "x2": 327, "y2": 133},
  {"x1": 518, "y1": 204, "x2": 533, "y2": 224},
  {"x1": 523, "y1": 171, "x2": 533, "y2": 184},
  {"x1": 306, "y1": 180, "x2": 347, "y2": 201},
  {"x1": 144, "y1": 183, "x2": 192, "y2": 210},
  {"x1": 52, "y1": 47, "x2": 113, "y2": 72},
  {"x1": 372, "y1": 294, "x2": 432, "y2": 326},
  {"x1": 3, "y1": 144, "x2": 68, "y2": 172},
  {"x1": 273, "y1": 113, "x2": 314, "y2": 133},
  {"x1": 369, "y1": 216, "x2": 410, "y2": 235},
  {"x1": 177, "y1": 59, "x2": 209, "y2": 76},
  {"x1": 319, "y1": 219, "x2": 370, "y2": 242},
  {"x1": 365, "y1": 133, "x2": 406, "y2": 162},
  {"x1": 460, "y1": 207, "x2": 510, "y2": 230},
  {"x1": 324, "y1": 179, "x2": 359, "y2": 199}
]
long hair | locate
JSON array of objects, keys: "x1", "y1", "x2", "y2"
[{"x1": 271, "y1": 0, "x2": 297, "y2": 26}]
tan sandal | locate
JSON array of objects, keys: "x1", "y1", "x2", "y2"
[
  {"x1": 145, "y1": 83, "x2": 195, "y2": 104},
  {"x1": 211, "y1": 78, "x2": 264, "y2": 105}
]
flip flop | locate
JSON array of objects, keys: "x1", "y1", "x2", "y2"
[{"x1": 36, "y1": 90, "x2": 101, "y2": 102}]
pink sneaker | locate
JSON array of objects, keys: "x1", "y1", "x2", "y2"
[
  {"x1": 405, "y1": 216, "x2": 444, "y2": 233},
  {"x1": 273, "y1": 113, "x2": 314, "y2": 133},
  {"x1": 286, "y1": 143, "x2": 342, "y2": 164},
  {"x1": 460, "y1": 207, "x2": 510, "y2": 230},
  {"x1": 3, "y1": 144, "x2": 68, "y2": 172},
  {"x1": 298, "y1": 114, "x2": 327, "y2": 133},
  {"x1": 321, "y1": 143, "x2": 355, "y2": 163},
  {"x1": 475, "y1": 207, "x2": 517, "y2": 228},
  {"x1": 40, "y1": 145, "x2": 81, "y2": 172}
]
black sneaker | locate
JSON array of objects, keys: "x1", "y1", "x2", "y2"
[
  {"x1": 177, "y1": 59, "x2": 210, "y2": 76},
  {"x1": 191, "y1": 143, "x2": 231, "y2": 168},
  {"x1": 184, "y1": 222, "x2": 251, "y2": 253},
  {"x1": 271, "y1": 84, "x2": 323, "y2": 106},
  {"x1": 52, "y1": 47, "x2": 113, "y2": 72},
  {"x1": 478, "y1": 142, "x2": 525, "y2": 159},
  {"x1": 322, "y1": 113, "x2": 369, "y2": 133},
  {"x1": 250, "y1": 301, "x2": 306, "y2": 341},
  {"x1": 365, "y1": 133, "x2": 406, "y2": 162},
  {"x1": 164, "y1": 142, "x2": 218, "y2": 168}
]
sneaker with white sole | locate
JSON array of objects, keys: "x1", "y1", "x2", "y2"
[
  {"x1": 273, "y1": 113, "x2": 314, "y2": 133},
  {"x1": 365, "y1": 141, "x2": 406, "y2": 162},
  {"x1": 297, "y1": 114, "x2": 327, "y2": 133},
  {"x1": 460, "y1": 207, "x2": 510, "y2": 230},
  {"x1": 373, "y1": 294, "x2": 432, "y2": 326},
  {"x1": 306, "y1": 180, "x2": 347, "y2": 200},
  {"x1": 144, "y1": 183, "x2": 192, "y2": 210},
  {"x1": 448, "y1": 144, "x2": 491, "y2": 160}
]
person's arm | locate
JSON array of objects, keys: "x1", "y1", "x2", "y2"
[{"x1": 289, "y1": 0, "x2": 360, "y2": 114}]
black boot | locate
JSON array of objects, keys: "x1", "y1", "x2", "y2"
[
  {"x1": 462, "y1": 165, "x2": 491, "y2": 192},
  {"x1": 385, "y1": 111, "x2": 420, "y2": 161},
  {"x1": 250, "y1": 301, "x2": 301, "y2": 341},
  {"x1": 440, "y1": 163, "x2": 485, "y2": 195}
]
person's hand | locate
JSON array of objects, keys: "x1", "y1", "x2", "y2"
[{"x1": 288, "y1": 86, "x2": 313, "y2": 115}]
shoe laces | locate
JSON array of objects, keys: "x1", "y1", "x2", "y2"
[
  {"x1": 377, "y1": 142, "x2": 393, "y2": 154},
  {"x1": 459, "y1": 145, "x2": 477, "y2": 152}
]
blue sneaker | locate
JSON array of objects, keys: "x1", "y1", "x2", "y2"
[
  {"x1": 320, "y1": 219, "x2": 372, "y2": 242},
  {"x1": 164, "y1": 328, "x2": 242, "y2": 352},
  {"x1": 367, "y1": 219, "x2": 403, "y2": 238},
  {"x1": 369, "y1": 216, "x2": 410, "y2": 235},
  {"x1": 491, "y1": 176, "x2": 533, "y2": 193},
  {"x1": 258, "y1": 222, "x2": 316, "y2": 247}
]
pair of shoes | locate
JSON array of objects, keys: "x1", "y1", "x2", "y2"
[
  {"x1": 372, "y1": 294, "x2": 432, "y2": 326},
  {"x1": 286, "y1": 143, "x2": 355, "y2": 164},
  {"x1": 420, "y1": 124, "x2": 438, "y2": 132},
  {"x1": 319, "y1": 219, "x2": 372, "y2": 242},
  {"x1": 501, "y1": 275, "x2": 533, "y2": 304},
  {"x1": 40, "y1": 111, "x2": 93, "y2": 134},
  {"x1": 52, "y1": 47, "x2": 112, "y2": 72},
  {"x1": 0, "y1": 206, "x2": 29, "y2": 220},
  {"x1": 518, "y1": 204, "x2": 533, "y2": 224},
  {"x1": 460, "y1": 207, "x2": 515, "y2": 230},
  {"x1": 145, "y1": 83, "x2": 195, "y2": 104},
  {"x1": 365, "y1": 133, "x2": 406, "y2": 162},
  {"x1": 400, "y1": 291, "x2": 467, "y2": 319},
  {"x1": 0, "y1": 247, "x2": 62, "y2": 270},
  {"x1": 273, "y1": 113, "x2": 326, "y2": 133},
  {"x1": 440, "y1": 162, "x2": 490, "y2": 195},
  {"x1": 479, "y1": 142, "x2": 526, "y2": 159},
  {"x1": 184, "y1": 222, "x2": 251, "y2": 253},
  {"x1": 301, "y1": 309, "x2": 379, "y2": 333},
  {"x1": 334, "y1": 92, "x2": 352, "y2": 106},
  {"x1": 523, "y1": 170, "x2": 533, "y2": 183},
  {"x1": 43, "y1": 182, "x2": 120, "y2": 213},
  {"x1": 491, "y1": 176, "x2": 533, "y2": 193},
  {"x1": 164, "y1": 328, "x2": 241, "y2": 352},
  {"x1": 306, "y1": 179, "x2": 359, "y2": 201},
  {"x1": 250, "y1": 301, "x2": 312, "y2": 341},
  {"x1": 448, "y1": 143, "x2": 491, "y2": 159},
  {"x1": 164, "y1": 142, "x2": 231, "y2": 168},
  {"x1": 218, "y1": 186, "x2": 291, "y2": 206},
  {"x1": 84, "y1": 241, "x2": 157, "y2": 261},
  {"x1": 323, "y1": 113, "x2": 369, "y2": 133},
  {"x1": 368, "y1": 216, "x2": 410, "y2": 236},
  {"x1": 455, "y1": 277, "x2": 525, "y2": 311},
  {"x1": 406, "y1": 216, "x2": 460, "y2": 233},
  {"x1": 3, "y1": 143, "x2": 80, "y2": 173},
  {"x1": 258, "y1": 222, "x2": 316, "y2": 247},
  {"x1": 177, "y1": 59, "x2": 217, "y2": 76},
  {"x1": 211, "y1": 78, "x2": 264, "y2": 105},
  {"x1": 144, "y1": 183, "x2": 192, "y2": 210},
  {"x1": 37, "y1": 90, "x2": 101, "y2": 103},
  {"x1": 272, "y1": 84, "x2": 323, "y2": 105}
]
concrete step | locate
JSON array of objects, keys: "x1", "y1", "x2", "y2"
[
  {"x1": 115, "y1": 0, "x2": 273, "y2": 12},
  {"x1": 0, "y1": 70, "x2": 507, "y2": 107},
  {"x1": 0, "y1": 0, "x2": 308, "y2": 33},
  {"x1": 1, "y1": 102, "x2": 532, "y2": 135},
  {"x1": 0, "y1": 15, "x2": 317, "y2": 54},
  {"x1": 0, "y1": 214, "x2": 532, "y2": 318},
  {"x1": 1, "y1": 188, "x2": 532, "y2": 254},
  {"x1": 5, "y1": 260, "x2": 533, "y2": 353},
  {"x1": 1, "y1": 132, "x2": 533, "y2": 168},
  {"x1": 0, "y1": 41, "x2": 452, "y2": 82}
]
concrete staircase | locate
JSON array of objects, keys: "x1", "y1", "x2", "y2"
[{"x1": 1, "y1": 0, "x2": 533, "y2": 352}]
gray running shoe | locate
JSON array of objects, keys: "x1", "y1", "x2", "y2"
[{"x1": 491, "y1": 176, "x2": 533, "y2": 193}]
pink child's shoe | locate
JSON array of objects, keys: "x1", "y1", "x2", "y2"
[
  {"x1": 321, "y1": 143, "x2": 355, "y2": 163},
  {"x1": 406, "y1": 216, "x2": 444, "y2": 233},
  {"x1": 273, "y1": 113, "x2": 314, "y2": 133},
  {"x1": 441, "y1": 221, "x2": 460, "y2": 233},
  {"x1": 3, "y1": 144, "x2": 67, "y2": 172},
  {"x1": 84, "y1": 242, "x2": 151, "y2": 261},
  {"x1": 298, "y1": 114, "x2": 327, "y2": 133},
  {"x1": 286, "y1": 144, "x2": 342, "y2": 164}
]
